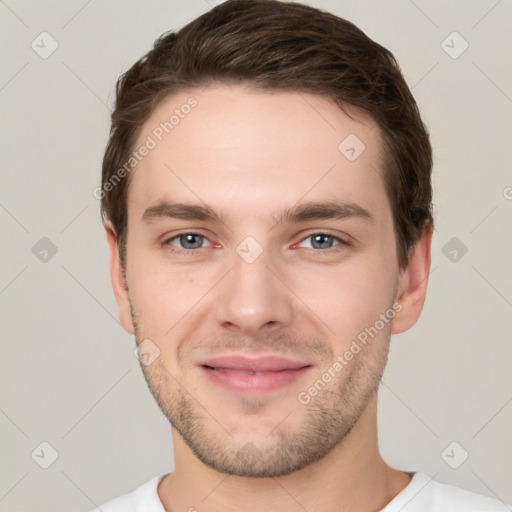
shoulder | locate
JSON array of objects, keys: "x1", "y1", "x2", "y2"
[
  {"x1": 382, "y1": 472, "x2": 510, "y2": 511},
  {"x1": 88, "y1": 473, "x2": 168, "y2": 512}
]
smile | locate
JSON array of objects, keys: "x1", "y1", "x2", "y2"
[{"x1": 198, "y1": 355, "x2": 313, "y2": 394}]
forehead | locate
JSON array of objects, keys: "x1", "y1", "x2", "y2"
[{"x1": 128, "y1": 84, "x2": 388, "y2": 223}]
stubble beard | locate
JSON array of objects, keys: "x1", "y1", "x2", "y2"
[{"x1": 131, "y1": 300, "x2": 391, "y2": 478}]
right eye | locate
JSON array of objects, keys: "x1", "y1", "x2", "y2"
[{"x1": 163, "y1": 233, "x2": 212, "y2": 251}]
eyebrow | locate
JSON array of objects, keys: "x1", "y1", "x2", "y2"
[
  {"x1": 141, "y1": 200, "x2": 374, "y2": 226},
  {"x1": 141, "y1": 202, "x2": 225, "y2": 224},
  {"x1": 273, "y1": 200, "x2": 374, "y2": 225}
]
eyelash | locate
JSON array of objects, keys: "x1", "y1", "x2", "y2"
[{"x1": 161, "y1": 232, "x2": 350, "y2": 255}]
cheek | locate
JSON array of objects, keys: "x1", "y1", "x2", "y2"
[
  {"x1": 127, "y1": 249, "x2": 216, "y2": 333},
  {"x1": 289, "y1": 255, "x2": 397, "y2": 341}
]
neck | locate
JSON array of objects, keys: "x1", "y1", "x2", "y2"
[{"x1": 158, "y1": 394, "x2": 411, "y2": 512}]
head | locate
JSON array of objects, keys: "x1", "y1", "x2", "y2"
[{"x1": 101, "y1": 0, "x2": 433, "y2": 478}]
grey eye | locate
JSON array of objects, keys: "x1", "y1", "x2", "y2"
[
  {"x1": 174, "y1": 233, "x2": 205, "y2": 249},
  {"x1": 307, "y1": 234, "x2": 337, "y2": 249}
]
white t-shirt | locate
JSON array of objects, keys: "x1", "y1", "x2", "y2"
[{"x1": 90, "y1": 471, "x2": 510, "y2": 512}]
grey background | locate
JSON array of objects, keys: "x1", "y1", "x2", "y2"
[{"x1": 1, "y1": 1, "x2": 511, "y2": 510}]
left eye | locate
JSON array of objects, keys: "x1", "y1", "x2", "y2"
[
  {"x1": 297, "y1": 234, "x2": 342, "y2": 250},
  {"x1": 168, "y1": 233, "x2": 211, "y2": 250}
]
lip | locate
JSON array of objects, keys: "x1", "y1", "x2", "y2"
[{"x1": 198, "y1": 354, "x2": 312, "y2": 394}]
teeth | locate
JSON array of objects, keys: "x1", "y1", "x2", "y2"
[{"x1": 216, "y1": 368, "x2": 272, "y2": 375}]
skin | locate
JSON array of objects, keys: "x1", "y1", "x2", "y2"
[{"x1": 105, "y1": 84, "x2": 432, "y2": 512}]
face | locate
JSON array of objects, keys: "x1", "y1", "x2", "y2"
[{"x1": 107, "y1": 84, "x2": 429, "y2": 477}]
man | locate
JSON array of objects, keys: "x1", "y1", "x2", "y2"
[{"x1": 92, "y1": 1, "x2": 509, "y2": 510}]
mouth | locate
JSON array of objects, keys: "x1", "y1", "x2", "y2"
[{"x1": 197, "y1": 354, "x2": 313, "y2": 394}]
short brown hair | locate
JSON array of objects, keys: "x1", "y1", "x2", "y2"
[{"x1": 101, "y1": 0, "x2": 433, "y2": 270}]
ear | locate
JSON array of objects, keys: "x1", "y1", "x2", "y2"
[
  {"x1": 392, "y1": 224, "x2": 433, "y2": 334},
  {"x1": 104, "y1": 221, "x2": 135, "y2": 334}
]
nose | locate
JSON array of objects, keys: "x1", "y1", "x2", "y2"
[{"x1": 214, "y1": 245, "x2": 294, "y2": 336}]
